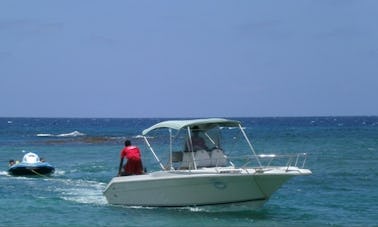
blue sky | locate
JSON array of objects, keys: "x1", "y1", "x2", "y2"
[{"x1": 1, "y1": 0, "x2": 377, "y2": 118}]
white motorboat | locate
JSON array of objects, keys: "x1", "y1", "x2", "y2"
[{"x1": 103, "y1": 118, "x2": 311, "y2": 208}]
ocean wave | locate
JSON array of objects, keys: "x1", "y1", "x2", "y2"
[
  {"x1": 36, "y1": 131, "x2": 86, "y2": 137},
  {"x1": 53, "y1": 169, "x2": 66, "y2": 176},
  {"x1": 57, "y1": 131, "x2": 86, "y2": 137},
  {"x1": 36, "y1": 133, "x2": 55, "y2": 137},
  {"x1": 0, "y1": 171, "x2": 10, "y2": 176}
]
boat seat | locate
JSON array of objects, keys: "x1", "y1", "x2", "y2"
[
  {"x1": 166, "y1": 151, "x2": 184, "y2": 170},
  {"x1": 180, "y1": 150, "x2": 212, "y2": 169},
  {"x1": 194, "y1": 149, "x2": 211, "y2": 167},
  {"x1": 210, "y1": 149, "x2": 227, "y2": 167},
  {"x1": 181, "y1": 152, "x2": 194, "y2": 169},
  {"x1": 171, "y1": 151, "x2": 183, "y2": 162}
]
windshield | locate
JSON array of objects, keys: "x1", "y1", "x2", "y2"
[{"x1": 143, "y1": 123, "x2": 257, "y2": 170}]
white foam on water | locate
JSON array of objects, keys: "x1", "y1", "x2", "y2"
[
  {"x1": 53, "y1": 169, "x2": 66, "y2": 176},
  {"x1": 123, "y1": 205, "x2": 156, "y2": 210},
  {"x1": 187, "y1": 207, "x2": 205, "y2": 212},
  {"x1": 57, "y1": 131, "x2": 86, "y2": 137},
  {"x1": 36, "y1": 131, "x2": 86, "y2": 137},
  {"x1": 0, "y1": 171, "x2": 10, "y2": 176},
  {"x1": 53, "y1": 179, "x2": 107, "y2": 205},
  {"x1": 36, "y1": 133, "x2": 54, "y2": 137}
]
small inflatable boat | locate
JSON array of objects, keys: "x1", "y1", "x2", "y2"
[{"x1": 8, "y1": 152, "x2": 55, "y2": 176}]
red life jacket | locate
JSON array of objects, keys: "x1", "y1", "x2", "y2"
[{"x1": 121, "y1": 146, "x2": 141, "y2": 161}]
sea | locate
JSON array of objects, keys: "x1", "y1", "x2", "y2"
[{"x1": 0, "y1": 116, "x2": 377, "y2": 227}]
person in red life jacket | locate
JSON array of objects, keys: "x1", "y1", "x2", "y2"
[{"x1": 118, "y1": 140, "x2": 144, "y2": 176}]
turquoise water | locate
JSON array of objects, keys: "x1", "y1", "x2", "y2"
[{"x1": 1, "y1": 117, "x2": 377, "y2": 226}]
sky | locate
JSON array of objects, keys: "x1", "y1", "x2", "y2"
[{"x1": 1, "y1": 0, "x2": 377, "y2": 118}]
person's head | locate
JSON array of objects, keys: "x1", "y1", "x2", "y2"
[
  {"x1": 125, "y1": 140, "x2": 131, "y2": 147},
  {"x1": 9, "y1": 159, "x2": 15, "y2": 165}
]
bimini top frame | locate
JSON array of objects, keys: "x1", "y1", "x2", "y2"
[{"x1": 142, "y1": 118, "x2": 263, "y2": 170}]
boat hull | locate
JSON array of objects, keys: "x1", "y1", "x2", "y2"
[
  {"x1": 8, "y1": 163, "x2": 55, "y2": 176},
  {"x1": 103, "y1": 168, "x2": 308, "y2": 207}
]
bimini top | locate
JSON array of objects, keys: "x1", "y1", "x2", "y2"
[{"x1": 142, "y1": 118, "x2": 240, "y2": 135}]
